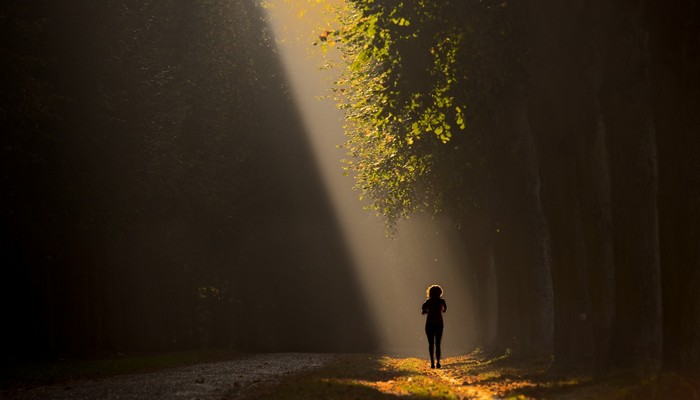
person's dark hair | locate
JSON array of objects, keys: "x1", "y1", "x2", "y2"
[{"x1": 426, "y1": 284, "x2": 443, "y2": 299}]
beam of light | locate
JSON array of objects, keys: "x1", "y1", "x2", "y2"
[{"x1": 261, "y1": 0, "x2": 477, "y2": 356}]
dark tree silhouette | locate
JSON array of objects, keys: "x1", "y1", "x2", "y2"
[
  {"x1": 332, "y1": 0, "x2": 700, "y2": 374},
  {"x1": 1, "y1": 0, "x2": 376, "y2": 358}
]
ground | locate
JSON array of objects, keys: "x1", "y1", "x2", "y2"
[
  {"x1": 2, "y1": 351, "x2": 698, "y2": 399},
  {"x1": 239, "y1": 352, "x2": 699, "y2": 399},
  {"x1": 2, "y1": 353, "x2": 335, "y2": 400}
]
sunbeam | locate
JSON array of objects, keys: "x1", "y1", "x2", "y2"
[{"x1": 261, "y1": 0, "x2": 477, "y2": 355}]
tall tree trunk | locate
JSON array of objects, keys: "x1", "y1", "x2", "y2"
[
  {"x1": 487, "y1": 87, "x2": 553, "y2": 356},
  {"x1": 576, "y1": 109, "x2": 616, "y2": 371},
  {"x1": 600, "y1": 0, "x2": 663, "y2": 372},
  {"x1": 526, "y1": 0, "x2": 598, "y2": 370},
  {"x1": 647, "y1": 0, "x2": 700, "y2": 373},
  {"x1": 459, "y1": 209, "x2": 498, "y2": 348}
]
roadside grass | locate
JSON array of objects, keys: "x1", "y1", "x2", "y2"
[
  {"x1": 237, "y1": 353, "x2": 455, "y2": 399},
  {"x1": 241, "y1": 350, "x2": 700, "y2": 399},
  {"x1": 3, "y1": 349, "x2": 698, "y2": 399},
  {"x1": 0, "y1": 348, "x2": 241, "y2": 391}
]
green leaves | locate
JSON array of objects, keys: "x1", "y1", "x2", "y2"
[
  {"x1": 455, "y1": 106, "x2": 465, "y2": 129},
  {"x1": 391, "y1": 17, "x2": 410, "y2": 26},
  {"x1": 320, "y1": 0, "x2": 524, "y2": 233},
  {"x1": 329, "y1": 0, "x2": 472, "y2": 231}
]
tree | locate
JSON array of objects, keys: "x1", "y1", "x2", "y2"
[
  {"x1": 330, "y1": 0, "x2": 555, "y2": 357},
  {"x1": 331, "y1": 0, "x2": 700, "y2": 374}
]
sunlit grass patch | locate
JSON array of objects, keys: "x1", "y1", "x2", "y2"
[
  {"x1": 241, "y1": 354, "x2": 458, "y2": 399},
  {"x1": 240, "y1": 352, "x2": 700, "y2": 399},
  {"x1": 366, "y1": 358, "x2": 459, "y2": 397}
]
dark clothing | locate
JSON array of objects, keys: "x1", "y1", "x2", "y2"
[
  {"x1": 421, "y1": 297, "x2": 447, "y2": 365},
  {"x1": 421, "y1": 298, "x2": 447, "y2": 324},
  {"x1": 425, "y1": 323, "x2": 444, "y2": 363}
]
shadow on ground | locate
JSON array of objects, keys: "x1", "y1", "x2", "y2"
[
  {"x1": 235, "y1": 354, "x2": 419, "y2": 399},
  {"x1": 237, "y1": 352, "x2": 700, "y2": 400}
]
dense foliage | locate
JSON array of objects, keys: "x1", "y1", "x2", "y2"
[
  {"x1": 330, "y1": 0, "x2": 700, "y2": 374},
  {"x1": 330, "y1": 1, "x2": 462, "y2": 226},
  {"x1": 328, "y1": 0, "x2": 522, "y2": 231}
]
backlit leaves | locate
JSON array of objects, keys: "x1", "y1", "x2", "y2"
[{"x1": 327, "y1": 0, "x2": 467, "y2": 230}]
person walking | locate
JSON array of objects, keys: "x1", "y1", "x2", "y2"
[{"x1": 421, "y1": 284, "x2": 447, "y2": 368}]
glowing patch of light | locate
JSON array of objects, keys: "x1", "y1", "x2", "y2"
[{"x1": 261, "y1": 0, "x2": 476, "y2": 355}]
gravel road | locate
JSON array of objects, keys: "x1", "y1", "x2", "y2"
[{"x1": 3, "y1": 353, "x2": 337, "y2": 400}]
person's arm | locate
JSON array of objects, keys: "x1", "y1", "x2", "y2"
[
  {"x1": 441, "y1": 299, "x2": 447, "y2": 313},
  {"x1": 421, "y1": 300, "x2": 428, "y2": 314}
]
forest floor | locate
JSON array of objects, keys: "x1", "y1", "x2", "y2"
[
  {"x1": 2, "y1": 350, "x2": 699, "y2": 399},
  {"x1": 239, "y1": 351, "x2": 700, "y2": 399}
]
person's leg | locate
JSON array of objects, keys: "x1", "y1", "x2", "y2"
[
  {"x1": 425, "y1": 324, "x2": 435, "y2": 368},
  {"x1": 435, "y1": 324, "x2": 444, "y2": 368}
]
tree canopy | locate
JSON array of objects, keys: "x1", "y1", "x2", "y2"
[{"x1": 327, "y1": 0, "x2": 700, "y2": 374}]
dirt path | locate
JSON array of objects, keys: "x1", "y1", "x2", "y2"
[
  {"x1": 5, "y1": 353, "x2": 696, "y2": 399},
  {"x1": 4, "y1": 353, "x2": 337, "y2": 400},
  {"x1": 231, "y1": 353, "x2": 699, "y2": 399},
  {"x1": 348, "y1": 355, "x2": 533, "y2": 399}
]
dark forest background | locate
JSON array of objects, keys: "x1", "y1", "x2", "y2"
[
  {"x1": 333, "y1": 0, "x2": 700, "y2": 375},
  {"x1": 2, "y1": 0, "x2": 700, "y2": 379},
  {"x1": 1, "y1": 0, "x2": 375, "y2": 358}
]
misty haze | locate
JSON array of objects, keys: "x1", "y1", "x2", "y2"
[{"x1": 2, "y1": 0, "x2": 699, "y2": 399}]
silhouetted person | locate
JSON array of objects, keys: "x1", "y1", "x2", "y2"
[{"x1": 421, "y1": 284, "x2": 447, "y2": 368}]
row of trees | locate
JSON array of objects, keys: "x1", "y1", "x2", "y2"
[
  {"x1": 331, "y1": 0, "x2": 700, "y2": 373},
  {"x1": 1, "y1": 0, "x2": 374, "y2": 358}
]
